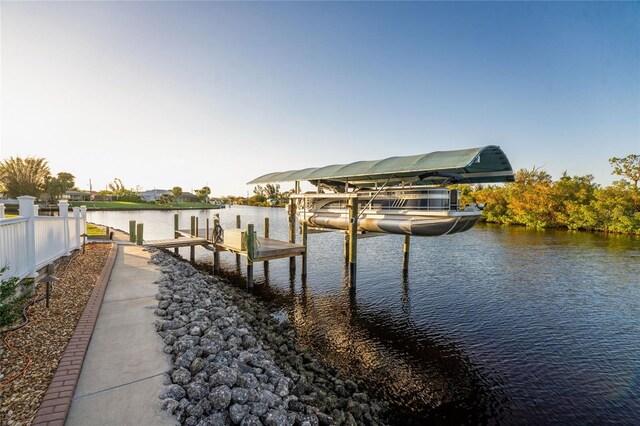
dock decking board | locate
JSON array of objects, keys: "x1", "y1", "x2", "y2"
[
  {"x1": 144, "y1": 237, "x2": 209, "y2": 249},
  {"x1": 216, "y1": 236, "x2": 305, "y2": 261},
  {"x1": 146, "y1": 232, "x2": 305, "y2": 261}
]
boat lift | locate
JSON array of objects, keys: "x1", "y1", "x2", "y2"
[{"x1": 248, "y1": 145, "x2": 514, "y2": 286}]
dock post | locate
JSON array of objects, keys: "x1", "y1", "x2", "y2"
[
  {"x1": 129, "y1": 220, "x2": 136, "y2": 243},
  {"x1": 236, "y1": 215, "x2": 241, "y2": 264},
  {"x1": 348, "y1": 197, "x2": 358, "y2": 286},
  {"x1": 190, "y1": 216, "x2": 196, "y2": 263},
  {"x1": 174, "y1": 214, "x2": 179, "y2": 255},
  {"x1": 206, "y1": 218, "x2": 210, "y2": 241},
  {"x1": 402, "y1": 235, "x2": 411, "y2": 272},
  {"x1": 136, "y1": 223, "x2": 144, "y2": 245},
  {"x1": 288, "y1": 199, "x2": 297, "y2": 271},
  {"x1": 343, "y1": 233, "x2": 349, "y2": 262},
  {"x1": 264, "y1": 217, "x2": 270, "y2": 270},
  {"x1": 195, "y1": 216, "x2": 199, "y2": 237},
  {"x1": 302, "y1": 222, "x2": 308, "y2": 277},
  {"x1": 246, "y1": 223, "x2": 255, "y2": 289},
  {"x1": 213, "y1": 217, "x2": 220, "y2": 275}
]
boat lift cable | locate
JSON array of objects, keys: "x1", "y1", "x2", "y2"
[{"x1": 356, "y1": 177, "x2": 393, "y2": 220}]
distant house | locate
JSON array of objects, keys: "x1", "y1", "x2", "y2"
[
  {"x1": 63, "y1": 190, "x2": 91, "y2": 202},
  {"x1": 139, "y1": 189, "x2": 171, "y2": 202},
  {"x1": 175, "y1": 192, "x2": 199, "y2": 203},
  {"x1": 92, "y1": 193, "x2": 113, "y2": 202}
]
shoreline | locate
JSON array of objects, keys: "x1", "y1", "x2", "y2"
[{"x1": 150, "y1": 249, "x2": 388, "y2": 425}]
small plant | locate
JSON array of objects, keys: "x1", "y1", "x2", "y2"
[{"x1": 0, "y1": 267, "x2": 32, "y2": 327}]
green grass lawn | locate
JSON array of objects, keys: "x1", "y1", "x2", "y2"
[{"x1": 86, "y1": 223, "x2": 105, "y2": 236}]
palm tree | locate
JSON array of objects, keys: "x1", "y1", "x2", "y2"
[{"x1": 0, "y1": 157, "x2": 51, "y2": 198}]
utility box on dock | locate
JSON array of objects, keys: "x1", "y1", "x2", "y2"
[{"x1": 223, "y1": 229, "x2": 256, "y2": 252}]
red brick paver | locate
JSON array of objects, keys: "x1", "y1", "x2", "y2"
[{"x1": 31, "y1": 243, "x2": 118, "y2": 426}]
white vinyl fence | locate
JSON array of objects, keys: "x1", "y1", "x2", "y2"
[{"x1": 0, "y1": 197, "x2": 86, "y2": 280}]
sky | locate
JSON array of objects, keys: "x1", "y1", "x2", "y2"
[{"x1": 1, "y1": 1, "x2": 638, "y2": 196}]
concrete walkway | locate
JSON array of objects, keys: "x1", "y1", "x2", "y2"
[{"x1": 66, "y1": 243, "x2": 176, "y2": 425}]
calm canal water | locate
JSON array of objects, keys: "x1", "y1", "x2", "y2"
[{"x1": 89, "y1": 206, "x2": 640, "y2": 424}]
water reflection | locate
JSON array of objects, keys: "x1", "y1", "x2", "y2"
[
  {"x1": 89, "y1": 207, "x2": 640, "y2": 424},
  {"x1": 215, "y1": 258, "x2": 504, "y2": 424}
]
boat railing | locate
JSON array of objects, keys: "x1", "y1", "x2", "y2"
[{"x1": 295, "y1": 189, "x2": 459, "y2": 212}]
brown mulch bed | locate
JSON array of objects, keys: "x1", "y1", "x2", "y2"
[{"x1": 0, "y1": 244, "x2": 111, "y2": 425}]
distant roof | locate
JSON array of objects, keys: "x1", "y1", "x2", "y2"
[
  {"x1": 248, "y1": 145, "x2": 514, "y2": 187},
  {"x1": 139, "y1": 189, "x2": 170, "y2": 195},
  {"x1": 65, "y1": 190, "x2": 90, "y2": 195}
]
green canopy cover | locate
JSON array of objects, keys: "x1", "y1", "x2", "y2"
[{"x1": 248, "y1": 145, "x2": 514, "y2": 187}]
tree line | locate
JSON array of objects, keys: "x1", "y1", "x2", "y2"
[
  {"x1": 0, "y1": 157, "x2": 76, "y2": 201},
  {"x1": 454, "y1": 154, "x2": 640, "y2": 235},
  {"x1": 2, "y1": 154, "x2": 638, "y2": 234},
  {"x1": 0, "y1": 157, "x2": 214, "y2": 204}
]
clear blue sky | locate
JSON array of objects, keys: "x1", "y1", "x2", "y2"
[{"x1": 1, "y1": 1, "x2": 638, "y2": 195}]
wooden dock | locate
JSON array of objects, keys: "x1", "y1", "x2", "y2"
[
  {"x1": 174, "y1": 229, "x2": 305, "y2": 261},
  {"x1": 144, "y1": 237, "x2": 210, "y2": 249},
  {"x1": 126, "y1": 214, "x2": 308, "y2": 290},
  {"x1": 216, "y1": 237, "x2": 306, "y2": 262}
]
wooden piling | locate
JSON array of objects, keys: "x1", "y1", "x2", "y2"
[
  {"x1": 206, "y1": 218, "x2": 210, "y2": 241},
  {"x1": 302, "y1": 222, "x2": 308, "y2": 277},
  {"x1": 402, "y1": 235, "x2": 411, "y2": 271},
  {"x1": 288, "y1": 199, "x2": 296, "y2": 271},
  {"x1": 343, "y1": 233, "x2": 349, "y2": 262},
  {"x1": 129, "y1": 220, "x2": 136, "y2": 243},
  {"x1": 246, "y1": 223, "x2": 255, "y2": 289},
  {"x1": 348, "y1": 197, "x2": 358, "y2": 286},
  {"x1": 264, "y1": 217, "x2": 270, "y2": 269},
  {"x1": 136, "y1": 223, "x2": 144, "y2": 245},
  {"x1": 236, "y1": 215, "x2": 241, "y2": 264},
  {"x1": 190, "y1": 216, "x2": 196, "y2": 262},
  {"x1": 174, "y1": 214, "x2": 179, "y2": 254},
  {"x1": 213, "y1": 217, "x2": 220, "y2": 275}
]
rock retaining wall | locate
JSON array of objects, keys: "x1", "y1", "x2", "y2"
[{"x1": 150, "y1": 250, "x2": 386, "y2": 426}]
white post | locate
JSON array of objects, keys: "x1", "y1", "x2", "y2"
[
  {"x1": 73, "y1": 207, "x2": 81, "y2": 249},
  {"x1": 18, "y1": 196, "x2": 37, "y2": 278},
  {"x1": 0, "y1": 204, "x2": 5, "y2": 219},
  {"x1": 59, "y1": 200, "x2": 70, "y2": 255},
  {"x1": 80, "y1": 205, "x2": 87, "y2": 236},
  {"x1": 33, "y1": 204, "x2": 40, "y2": 216}
]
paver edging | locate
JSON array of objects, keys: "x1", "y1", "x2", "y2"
[{"x1": 31, "y1": 242, "x2": 118, "y2": 426}]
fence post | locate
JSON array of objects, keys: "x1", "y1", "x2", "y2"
[
  {"x1": 72, "y1": 207, "x2": 81, "y2": 249},
  {"x1": 80, "y1": 205, "x2": 87, "y2": 235},
  {"x1": 59, "y1": 200, "x2": 70, "y2": 255},
  {"x1": 18, "y1": 196, "x2": 37, "y2": 278},
  {"x1": 34, "y1": 204, "x2": 39, "y2": 216},
  {"x1": 0, "y1": 204, "x2": 5, "y2": 219}
]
